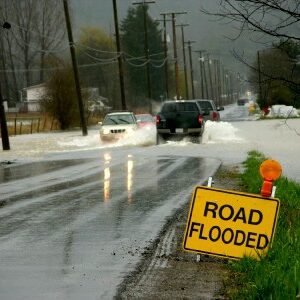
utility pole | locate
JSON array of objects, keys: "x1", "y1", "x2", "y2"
[
  {"x1": 158, "y1": 14, "x2": 172, "y2": 99},
  {"x1": 257, "y1": 50, "x2": 262, "y2": 104},
  {"x1": 164, "y1": 11, "x2": 187, "y2": 100},
  {"x1": 224, "y1": 71, "x2": 228, "y2": 104},
  {"x1": 195, "y1": 50, "x2": 205, "y2": 99},
  {"x1": 0, "y1": 81, "x2": 10, "y2": 150},
  {"x1": 176, "y1": 24, "x2": 189, "y2": 99},
  {"x1": 217, "y1": 60, "x2": 222, "y2": 106},
  {"x1": 186, "y1": 40, "x2": 196, "y2": 99},
  {"x1": 63, "y1": 0, "x2": 87, "y2": 136},
  {"x1": 133, "y1": 1, "x2": 155, "y2": 111},
  {"x1": 213, "y1": 59, "x2": 219, "y2": 105},
  {"x1": 0, "y1": 21, "x2": 11, "y2": 150},
  {"x1": 206, "y1": 53, "x2": 214, "y2": 100},
  {"x1": 203, "y1": 57, "x2": 209, "y2": 99},
  {"x1": 112, "y1": 0, "x2": 126, "y2": 110},
  {"x1": 222, "y1": 65, "x2": 226, "y2": 104}
]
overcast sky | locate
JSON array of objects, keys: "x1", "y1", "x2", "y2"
[{"x1": 70, "y1": 0, "x2": 266, "y2": 76}]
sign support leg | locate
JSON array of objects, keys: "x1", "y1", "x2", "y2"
[
  {"x1": 196, "y1": 176, "x2": 214, "y2": 262},
  {"x1": 271, "y1": 186, "x2": 276, "y2": 198}
]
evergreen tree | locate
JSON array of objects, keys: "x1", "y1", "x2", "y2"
[{"x1": 121, "y1": 5, "x2": 165, "y2": 106}]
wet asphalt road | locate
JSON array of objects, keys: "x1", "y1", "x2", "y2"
[
  {"x1": 0, "y1": 103, "x2": 251, "y2": 299},
  {"x1": 0, "y1": 152, "x2": 220, "y2": 299}
]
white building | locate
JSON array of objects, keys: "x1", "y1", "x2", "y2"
[
  {"x1": 22, "y1": 83, "x2": 46, "y2": 112},
  {"x1": 22, "y1": 84, "x2": 111, "y2": 113}
]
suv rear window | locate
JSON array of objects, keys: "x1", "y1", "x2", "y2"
[
  {"x1": 197, "y1": 101, "x2": 214, "y2": 111},
  {"x1": 162, "y1": 102, "x2": 199, "y2": 113}
]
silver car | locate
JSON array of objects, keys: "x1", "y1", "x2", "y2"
[{"x1": 99, "y1": 112, "x2": 138, "y2": 142}]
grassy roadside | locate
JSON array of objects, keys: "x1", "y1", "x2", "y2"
[{"x1": 226, "y1": 151, "x2": 300, "y2": 299}]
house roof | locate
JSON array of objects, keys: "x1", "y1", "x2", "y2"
[{"x1": 23, "y1": 83, "x2": 46, "y2": 91}]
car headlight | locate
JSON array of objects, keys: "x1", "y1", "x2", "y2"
[{"x1": 102, "y1": 129, "x2": 110, "y2": 135}]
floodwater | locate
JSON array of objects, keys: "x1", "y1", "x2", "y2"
[
  {"x1": 1, "y1": 103, "x2": 299, "y2": 299},
  {"x1": 0, "y1": 154, "x2": 220, "y2": 299}
]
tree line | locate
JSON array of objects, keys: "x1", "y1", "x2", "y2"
[
  {"x1": 1, "y1": 1, "x2": 170, "y2": 125},
  {"x1": 0, "y1": 0, "x2": 65, "y2": 103},
  {"x1": 203, "y1": 0, "x2": 300, "y2": 109},
  {"x1": 3, "y1": 0, "x2": 299, "y2": 130}
]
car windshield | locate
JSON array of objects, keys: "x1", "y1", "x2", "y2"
[
  {"x1": 162, "y1": 102, "x2": 199, "y2": 112},
  {"x1": 197, "y1": 101, "x2": 214, "y2": 111},
  {"x1": 136, "y1": 115, "x2": 153, "y2": 122},
  {"x1": 103, "y1": 114, "x2": 135, "y2": 125}
]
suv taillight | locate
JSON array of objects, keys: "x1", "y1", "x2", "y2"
[
  {"x1": 156, "y1": 115, "x2": 161, "y2": 125},
  {"x1": 198, "y1": 114, "x2": 203, "y2": 125},
  {"x1": 212, "y1": 111, "x2": 218, "y2": 121}
]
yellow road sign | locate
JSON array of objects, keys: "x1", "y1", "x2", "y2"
[{"x1": 183, "y1": 186, "x2": 280, "y2": 260}]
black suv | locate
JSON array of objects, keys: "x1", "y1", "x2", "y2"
[{"x1": 156, "y1": 100, "x2": 205, "y2": 143}]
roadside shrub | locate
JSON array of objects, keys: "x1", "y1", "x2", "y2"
[
  {"x1": 227, "y1": 151, "x2": 300, "y2": 300},
  {"x1": 43, "y1": 65, "x2": 88, "y2": 130}
]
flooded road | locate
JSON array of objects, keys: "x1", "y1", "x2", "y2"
[
  {"x1": 0, "y1": 153, "x2": 220, "y2": 299},
  {"x1": 2, "y1": 103, "x2": 298, "y2": 299}
]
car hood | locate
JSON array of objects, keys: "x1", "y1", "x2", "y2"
[{"x1": 100, "y1": 124, "x2": 137, "y2": 130}]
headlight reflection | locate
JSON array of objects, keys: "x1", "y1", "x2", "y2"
[
  {"x1": 103, "y1": 153, "x2": 111, "y2": 202},
  {"x1": 127, "y1": 155, "x2": 134, "y2": 203}
]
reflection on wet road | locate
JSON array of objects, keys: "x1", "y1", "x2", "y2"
[
  {"x1": 0, "y1": 159, "x2": 94, "y2": 183},
  {"x1": 0, "y1": 155, "x2": 219, "y2": 299}
]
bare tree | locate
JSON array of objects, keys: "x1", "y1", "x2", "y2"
[
  {"x1": 35, "y1": 0, "x2": 66, "y2": 82},
  {"x1": 10, "y1": 0, "x2": 39, "y2": 87},
  {"x1": 0, "y1": 0, "x2": 66, "y2": 104},
  {"x1": 202, "y1": 1, "x2": 300, "y2": 42},
  {"x1": 0, "y1": 1, "x2": 20, "y2": 102},
  {"x1": 201, "y1": 1, "x2": 300, "y2": 108}
]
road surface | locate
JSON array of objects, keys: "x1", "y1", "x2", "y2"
[{"x1": 1, "y1": 103, "x2": 299, "y2": 299}]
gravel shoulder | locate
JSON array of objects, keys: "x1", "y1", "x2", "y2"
[{"x1": 117, "y1": 164, "x2": 242, "y2": 300}]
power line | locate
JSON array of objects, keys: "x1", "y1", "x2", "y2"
[
  {"x1": 82, "y1": 51, "x2": 121, "y2": 62},
  {"x1": 77, "y1": 43, "x2": 120, "y2": 55},
  {"x1": 0, "y1": 19, "x2": 65, "y2": 43},
  {"x1": 0, "y1": 56, "x2": 169, "y2": 73},
  {"x1": 125, "y1": 59, "x2": 149, "y2": 67},
  {"x1": 14, "y1": 40, "x2": 69, "y2": 54},
  {"x1": 150, "y1": 57, "x2": 168, "y2": 68}
]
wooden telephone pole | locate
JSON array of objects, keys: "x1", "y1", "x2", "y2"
[
  {"x1": 186, "y1": 40, "x2": 196, "y2": 99},
  {"x1": 0, "y1": 21, "x2": 11, "y2": 150},
  {"x1": 176, "y1": 24, "x2": 189, "y2": 99},
  {"x1": 112, "y1": 0, "x2": 127, "y2": 110},
  {"x1": 195, "y1": 50, "x2": 206, "y2": 99},
  {"x1": 63, "y1": 0, "x2": 88, "y2": 136},
  {"x1": 0, "y1": 81, "x2": 10, "y2": 150},
  {"x1": 158, "y1": 14, "x2": 172, "y2": 99},
  {"x1": 164, "y1": 11, "x2": 187, "y2": 100}
]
